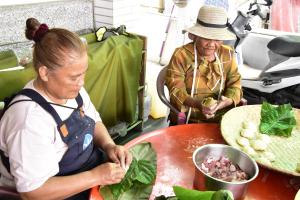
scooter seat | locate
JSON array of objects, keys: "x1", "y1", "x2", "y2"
[{"x1": 267, "y1": 35, "x2": 300, "y2": 57}]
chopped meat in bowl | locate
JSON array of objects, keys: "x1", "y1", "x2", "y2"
[{"x1": 200, "y1": 156, "x2": 248, "y2": 182}]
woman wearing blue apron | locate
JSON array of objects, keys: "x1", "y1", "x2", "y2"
[{"x1": 0, "y1": 18, "x2": 132, "y2": 200}]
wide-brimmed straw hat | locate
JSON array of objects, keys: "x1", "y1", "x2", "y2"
[{"x1": 183, "y1": 5, "x2": 236, "y2": 41}]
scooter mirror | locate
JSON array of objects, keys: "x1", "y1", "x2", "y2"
[{"x1": 231, "y1": 11, "x2": 251, "y2": 39}]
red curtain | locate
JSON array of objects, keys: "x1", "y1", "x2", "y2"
[{"x1": 271, "y1": 0, "x2": 300, "y2": 32}]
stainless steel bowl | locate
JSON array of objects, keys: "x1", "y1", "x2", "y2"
[{"x1": 193, "y1": 144, "x2": 259, "y2": 200}]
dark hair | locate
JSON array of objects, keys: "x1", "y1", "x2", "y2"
[{"x1": 25, "y1": 18, "x2": 87, "y2": 71}]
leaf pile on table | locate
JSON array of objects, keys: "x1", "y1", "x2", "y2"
[
  {"x1": 100, "y1": 142, "x2": 157, "y2": 200},
  {"x1": 259, "y1": 101, "x2": 296, "y2": 137},
  {"x1": 154, "y1": 186, "x2": 234, "y2": 200}
]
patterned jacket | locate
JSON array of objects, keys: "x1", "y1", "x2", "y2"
[{"x1": 165, "y1": 42, "x2": 242, "y2": 123}]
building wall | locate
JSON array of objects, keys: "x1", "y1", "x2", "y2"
[{"x1": 93, "y1": 0, "x2": 139, "y2": 30}]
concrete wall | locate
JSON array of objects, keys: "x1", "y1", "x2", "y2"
[{"x1": 0, "y1": 0, "x2": 93, "y2": 60}]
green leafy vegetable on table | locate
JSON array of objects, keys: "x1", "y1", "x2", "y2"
[
  {"x1": 259, "y1": 101, "x2": 296, "y2": 137},
  {"x1": 100, "y1": 142, "x2": 156, "y2": 200}
]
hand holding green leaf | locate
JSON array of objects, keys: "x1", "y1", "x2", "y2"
[{"x1": 100, "y1": 143, "x2": 156, "y2": 200}]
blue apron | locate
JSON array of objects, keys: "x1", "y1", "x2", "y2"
[{"x1": 0, "y1": 89, "x2": 107, "y2": 200}]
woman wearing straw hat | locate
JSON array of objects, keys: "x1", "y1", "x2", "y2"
[{"x1": 165, "y1": 5, "x2": 242, "y2": 124}]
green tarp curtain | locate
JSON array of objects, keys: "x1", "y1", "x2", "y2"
[
  {"x1": 84, "y1": 34, "x2": 143, "y2": 127},
  {"x1": 0, "y1": 50, "x2": 19, "y2": 70},
  {"x1": 0, "y1": 33, "x2": 143, "y2": 127},
  {"x1": 0, "y1": 63, "x2": 36, "y2": 101}
]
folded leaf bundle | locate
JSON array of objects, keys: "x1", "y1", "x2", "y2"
[{"x1": 201, "y1": 97, "x2": 217, "y2": 107}]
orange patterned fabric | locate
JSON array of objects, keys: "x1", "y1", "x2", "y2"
[{"x1": 165, "y1": 42, "x2": 242, "y2": 123}]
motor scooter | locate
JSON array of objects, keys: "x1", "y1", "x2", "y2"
[{"x1": 230, "y1": 0, "x2": 300, "y2": 108}]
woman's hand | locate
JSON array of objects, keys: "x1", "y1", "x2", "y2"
[
  {"x1": 216, "y1": 96, "x2": 233, "y2": 111},
  {"x1": 202, "y1": 96, "x2": 233, "y2": 118},
  {"x1": 104, "y1": 144, "x2": 132, "y2": 171},
  {"x1": 202, "y1": 103, "x2": 218, "y2": 119},
  {"x1": 92, "y1": 162, "x2": 126, "y2": 185}
]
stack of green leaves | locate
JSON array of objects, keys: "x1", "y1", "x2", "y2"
[
  {"x1": 259, "y1": 101, "x2": 296, "y2": 137},
  {"x1": 100, "y1": 142, "x2": 157, "y2": 200}
]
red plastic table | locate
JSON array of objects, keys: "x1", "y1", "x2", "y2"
[{"x1": 90, "y1": 123, "x2": 299, "y2": 200}]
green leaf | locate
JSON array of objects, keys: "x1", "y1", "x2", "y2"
[
  {"x1": 259, "y1": 102, "x2": 296, "y2": 137},
  {"x1": 211, "y1": 190, "x2": 234, "y2": 200},
  {"x1": 100, "y1": 142, "x2": 157, "y2": 200},
  {"x1": 173, "y1": 186, "x2": 214, "y2": 200},
  {"x1": 173, "y1": 186, "x2": 233, "y2": 200},
  {"x1": 99, "y1": 186, "x2": 114, "y2": 200},
  {"x1": 130, "y1": 142, "x2": 157, "y2": 161},
  {"x1": 135, "y1": 160, "x2": 156, "y2": 184},
  {"x1": 108, "y1": 158, "x2": 137, "y2": 199},
  {"x1": 118, "y1": 183, "x2": 153, "y2": 200}
]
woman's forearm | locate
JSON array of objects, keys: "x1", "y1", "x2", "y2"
[
  {"x1": 20, "y1": 170, "x2": 97, "y2": 200},
  {"x1": 183, "y1": 96, "x2": 202, "y2": 109},
  {"x1": 93, "y1": 122, "x2": 115, "y2": 150}
]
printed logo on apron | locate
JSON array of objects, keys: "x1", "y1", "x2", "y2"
[{"x1": 83, "y1": 134, "x2": 93, "y2": 150}]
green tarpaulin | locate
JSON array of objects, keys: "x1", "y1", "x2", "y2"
[
  {"x1": 0, "y1": 50, "x2": 19, "y2": 70},
  {"x1": 0, "y1": 33, "x2": 143, "y2": 127}
]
